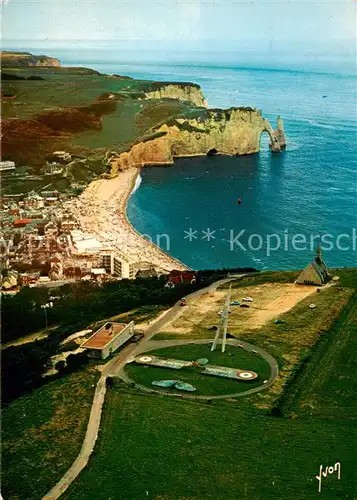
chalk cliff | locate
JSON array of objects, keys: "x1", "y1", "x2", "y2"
[
  {"x1": 109, "y1": 107, "x2": 286, "y2": 175},
  {"x1": 143, "y1": 82, "x2": 207, "y2": 107},
  {"x1": 1, "y1": 51, "x2": 61, "y2": 67}
]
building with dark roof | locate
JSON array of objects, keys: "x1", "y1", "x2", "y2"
[{"x1": 296, "y1": 246, "x2": 331, "y2": 286}]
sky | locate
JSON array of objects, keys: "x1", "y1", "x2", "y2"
[{"x1": 1, "y1": 0, "x2": 356, "y2": 65}]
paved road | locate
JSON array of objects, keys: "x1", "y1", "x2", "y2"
[
  {"x1": 42, "y1": 275, "x2": 245, "y2": 499},
  {"x1": 104, "y1": 275, "x2": 242, "y2": 377}
]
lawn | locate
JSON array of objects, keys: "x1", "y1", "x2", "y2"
[
  {"x1": 62, "y1": 386, "x2": 356, "y2": 500},
  {"x1": 1, "y1": 367, "x2": 99, "y2": 500},
  {"x1": 125, "y1": 343, "x2": 272, "y2": 396},
  {"x1": 4, "y1": 270, "x2": 357, "y2": 500},
  {"x1": 154, "y1": 280, "x2": 353, "y2": 408}
]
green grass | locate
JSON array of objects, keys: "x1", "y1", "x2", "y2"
[
  {"x1": 62, "y1": 387, "x2": 356, "y2": 500},
  {"x1": 283, "y1": 291, "x2": 357, "y2": 419},
  {"x1": 1, "y1": 367, "x2": 99, "y2": 500},
  {"x1": 125, "y1": 343, "x2": 271, "y2": 396},
  {"x1": 3, "y1": 270, "x2": 357, "y2": 500},
  {"x1": 219, "y1": 270, "x2": 300, "y2": 289},
  {"x1": 60, "y1": 280, "x2": 357, "y2": 499}
]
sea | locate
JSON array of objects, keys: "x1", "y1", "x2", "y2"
[{"x1": 21, "y1": 48, "x2": 357, "y2": 270}]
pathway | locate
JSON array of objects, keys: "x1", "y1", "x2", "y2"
[{"x1": 41, "y1": 275, "x2": 247, "y2": 498}]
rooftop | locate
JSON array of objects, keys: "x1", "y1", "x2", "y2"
[{"x1": 81, "y1": 322, "x2": 127, "y2": 350}]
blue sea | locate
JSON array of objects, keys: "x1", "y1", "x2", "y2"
[
  {"x1": 125, "y1": 63, "x2": 356, "y2": 270},
  {"x1": 19, "y1": 48, "x2": 357, "y2": 270}
]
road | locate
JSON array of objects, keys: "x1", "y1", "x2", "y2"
[
  {"x1": 104, "y1": 275, "x2": 242, "y2": 377},
  {"x1": 42, "y1": 275, "x2": 246, "y2": 499}
]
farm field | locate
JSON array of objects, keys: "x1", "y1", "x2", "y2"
[{"x1": 2, "y1": 65, "x2": 203, "y2": 170}]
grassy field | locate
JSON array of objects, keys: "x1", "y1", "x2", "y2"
[
  {"x1": 3, "y1": 270, "x2": 356, "y2": 499},
  {"x1": 2, "y1": 65, "x2": 203, "y2": 171},
  {"x1": 62, "y1": 386, "x2": 355, "y2": 500},
  {"x1": 1, "y1": 367, "x2": 99, "y2": 500},
  {"x1": 154, "y1": 279, "x2": 353, "y2": 409},
  {"x1": 125, "y1": 343, "x2": 271, "y2": 396},
  {"x1": 282, "y1": 291, "x2": 357, "y2": 419},
  {"x1": 58, "y1": 270, "x2": 356, "y2": 499}
]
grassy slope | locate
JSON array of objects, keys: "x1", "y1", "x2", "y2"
[
  {"x1": 60, "y1": 270, "x2": 356, "y2": 500},
  {"x1": 62, "y1": 389, "x2": 355, "y2": 500},
  {"x1": 3, "y1": 271, "x2": 356, "y2": 499},
  {"x1": 284, "y1": 290, "x2": 357, "y2": 419},
  {"x1": 1, "y1": 367, "x2": 99, "y2": 500},
  {"x1": 2, "y1": 66, "x2": 202, "y2": 170}
]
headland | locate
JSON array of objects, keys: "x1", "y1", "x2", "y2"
[{"x1": 1, "y1": 51, "x2": 285, "y2": 283}]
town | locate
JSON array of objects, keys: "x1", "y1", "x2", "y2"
[{"x1": 0, "y1": 154, "x2": 185, "y2": 294}]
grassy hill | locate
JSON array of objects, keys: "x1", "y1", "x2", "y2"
[
  {"x1": 2, "y1": 269, "x2": 356, "y2": 499},
  {"x1": 1, "y1": 64, "x2": 203, "y2": 169}
]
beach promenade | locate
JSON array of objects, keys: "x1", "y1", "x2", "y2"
[{"x1": 66, "y1": 168, "x2": 187, "y2": 273}]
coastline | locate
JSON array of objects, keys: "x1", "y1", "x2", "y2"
[
  {"x1": 122, "y1": 167, "x2": 189, "y2": 270},
  {"x1": 67, "y1": 168, "x2": 188, "y2": 274}
]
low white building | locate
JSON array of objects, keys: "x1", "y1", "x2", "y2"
[
  {"x1": 80, "y1": 321, "x2": 135, "y2": 359},
  {"x1": 0, "y1": 161, "x2": 15, "y2": 171}
]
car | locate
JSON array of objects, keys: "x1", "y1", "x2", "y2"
[
  {"x1": 252, "y1": 349, "x2": 258, "y2": 354},
  {"x1": 240, "y1": 304, "x2": 250, "y2": 308},
  {"x1": 180, "y1": 297, "x2": 187, "y2": 306},
  {"x1": 131, "y1": 333, "x2": 144, "y2": 343},
  {"x1": 242, "y1": 297, "x2": 253, "y2": 302}
]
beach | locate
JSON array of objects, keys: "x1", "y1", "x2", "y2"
[{"x1": 67, "y1": 168, "x2": 187, "y2": 272}]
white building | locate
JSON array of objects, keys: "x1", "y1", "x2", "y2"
[
  {"x1": 80, "y1": 321, "x2": 135, "y2": 359},
  {"x1": 0, "y1": 161, "x2": 15, "y2": 171}
]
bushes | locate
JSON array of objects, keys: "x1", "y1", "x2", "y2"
[{"x1": 1, "y1": 277, "x2": 203, "y2": 344}]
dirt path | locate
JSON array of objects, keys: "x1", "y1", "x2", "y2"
[
  {"x1": 246, "y1": 284, "x2": 318, "y2": 328},
  {"x1": 42, "y1": 376, "x2": 107, "y2": 500},
  {"x1": 42, "y1": 276, "x2": 240, "y2": 499}
]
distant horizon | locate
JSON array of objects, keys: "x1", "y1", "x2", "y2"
[
  {"x1": 3, "y1": 0, "x2": 355, "y2": 77},
  {"x1": 2, "y1": 40, "x2": 355, "y2": 77}
]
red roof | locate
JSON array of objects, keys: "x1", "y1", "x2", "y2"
[
  {"x1": 14, "y1": 219, "x2": 33, "y2": 226},
  {"x1": 81, "y1": 323, "x2": 126, "y2": 349},
  {"x1": 168, "y1": 270, "x2": 196, "y2": 284},
  {"x1": 49, "y1": 256, "x2": 61, "y2": 263}
]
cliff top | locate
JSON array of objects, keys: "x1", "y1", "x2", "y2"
[
  {"x1": 2, "y1": 51, "x2": 272, "y2": 184},
  {"x1": 1, "y1": 50, "x2": 61, "y2": 67}
]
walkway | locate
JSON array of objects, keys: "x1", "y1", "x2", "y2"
[
  {"x1": 42, "y1": 376, "x2": 107, "y2": 500},
  {"x1": 42, "y1": 275, "x2": 248, "y2": 498}
]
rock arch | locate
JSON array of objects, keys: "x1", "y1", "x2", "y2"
[{"x1": 261, "y1": 116, "x2": 286, "y2": 153}]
